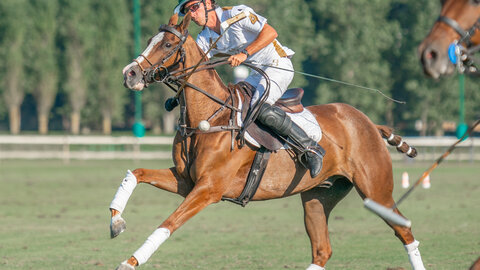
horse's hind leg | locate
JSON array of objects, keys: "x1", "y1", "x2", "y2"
[
  {"x1": 109, "y1": 167, "x2": 193, "y2": 238},
  {"x1": 353, "y1": 168, "x2": 426, "y2": 270},
  {"x1": 301, "y1": 177, "x2": 353, "y2": 270}
]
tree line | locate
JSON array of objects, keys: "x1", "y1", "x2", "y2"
[{"x1": 0, "y1": 0, "x2": 478, "y2": 136}]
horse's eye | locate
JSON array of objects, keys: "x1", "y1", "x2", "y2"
[{"x1": 165, "y1": 43, "x2": 172, "y2": 48}]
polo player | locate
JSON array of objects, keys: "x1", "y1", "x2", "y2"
[{"x1": 175, "y1": 0, "x2": 325, "y2": 177}]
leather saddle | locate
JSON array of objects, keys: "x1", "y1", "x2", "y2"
[
  {"x1": 274, "y1": 88, "x2": 305, "y2": 113},
  {"x1": 222, "y1": 84, "x2": 306, "y2": 206},
  {"x1": 233, "y1": 82, "x2": 306, "y2": 151}
]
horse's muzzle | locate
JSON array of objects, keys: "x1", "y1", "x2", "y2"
[
  {"x1": 418, "y1": 34, "x2": 456, "y2": 79},
  {"x1": 123, "y1": 64, "x2": 145, "y2": 90},
  {"x1": 419, "y1": 43, "x2": 455, "y2": 78}
]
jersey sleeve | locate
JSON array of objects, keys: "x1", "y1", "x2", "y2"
[{"x1": 235, "y1": 6, "x2": 267, "y2": 34}]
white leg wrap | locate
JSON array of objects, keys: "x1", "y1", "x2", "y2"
[
  {"x1": 404, "y1": 240, "x2": 426, "y2": 270},
  {"x1": 110, "y1": 170, "x2": 138, "y2": 214},
  {"x1": 306, "y1": 264, "x2": 325, "y2": 270},
  {"x1": 133, "y1": 227, "x2": 171, "y2": 265}
]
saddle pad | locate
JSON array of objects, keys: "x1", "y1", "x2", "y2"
[{"x1": 235, "y1": 91, "x2": 322, "y2": 150}]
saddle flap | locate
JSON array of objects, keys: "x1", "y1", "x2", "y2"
[
  {"x1": 274, "y1": 88, "x2": 304, "y2": 113},
  {"x1": 233, "y1": 83, "x2": 311, "y2": 151}
]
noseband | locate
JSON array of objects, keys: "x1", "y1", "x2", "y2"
[{"x1": 437, "y1": 16, "x2": 480, "y2": 47}]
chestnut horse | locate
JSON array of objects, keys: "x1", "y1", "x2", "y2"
[
  {"x1": 111, "y1": 13, "x2": 425, "y2": 270},
  {"x1": 419, "y1": 0, "x2": 480, "y2": 78}
]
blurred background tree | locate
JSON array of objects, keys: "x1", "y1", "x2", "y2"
[
  {"x1": 140, "y1": 1, "x2": 178, "y2": 134},
  {"x1": 0, "y1": 0, "x2": 28, "y2": 134},
  {"x1": 58, "y1": 0, "x2": 96, "y2": 134},
  {"x1": 305, "y1": 0, "x2": 398, "y2": 124},
  {"x1": 26, "y1": 0, "x2": 59, "y2": 134},
  {"x1": 92, "y1": 0, "x2": 131, "y2": 135},
  {"x1": 0, "y1": 0, "x2": 478, "y2": 136},
  {"x1": 389, "y1": 0, "x2": 457, "y2": 136}
]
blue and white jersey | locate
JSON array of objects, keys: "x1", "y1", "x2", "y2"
[{"x1": 195, "y1": 5, "x2": 295, "y2": 65}]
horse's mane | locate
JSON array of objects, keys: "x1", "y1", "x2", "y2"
[{"x1": 184, "y1": 33, "x2": 230, "y2": 92}]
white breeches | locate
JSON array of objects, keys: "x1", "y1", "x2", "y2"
[{"x1": 246, "y1": 57, "x2": 294, "y2": 106}]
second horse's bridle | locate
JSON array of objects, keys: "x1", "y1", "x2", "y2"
[
  {"x1": 437, "y1": 15, "x2": 480, "y2": 47},
  {"x1": 437, "y1": 12, "x2": 480, "y2": 73}
]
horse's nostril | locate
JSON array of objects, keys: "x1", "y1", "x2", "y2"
[
  {"x1": 129, "y1": 70, "x2": 136, "y2": 77},
  {"x1": 424, "y1": 48, "x2": 437, "y2": 61}
]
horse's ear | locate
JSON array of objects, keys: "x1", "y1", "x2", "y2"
[
  {"x1": 180, "y1": 12, "x2": 192, "y2": 32},
  {"x1": 169, "y1": 13, "x2": 179, "y2": 26}
]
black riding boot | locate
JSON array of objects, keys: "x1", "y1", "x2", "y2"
[{"x1": 256, "y1": 103, "x2": 325, "y2": 178}]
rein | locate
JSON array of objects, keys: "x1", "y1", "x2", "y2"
[
  {"x1": 139, "y1": 20, "x2": 271, "y2": 141},
  {"x1": 134, "y1": 24, "x2": 245, "y2": 139},
  {"x1": 151, "y1": 57, "x2": 271, "y2": 140}
]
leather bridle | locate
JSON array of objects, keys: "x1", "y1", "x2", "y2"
[
  {"x1": 132, "y1": 21, "x2": 271, "y2": 152},
  {"x1": 437, "y1": 15, "x2": 480, "y2": 47},
  {"x1": 135, "y1": 24, "x2": 188, "y2": 86},
  {"x1": 436, "y1": 7, "x2": 480, "y2": 73}
]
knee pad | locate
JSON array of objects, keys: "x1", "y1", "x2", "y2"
[{"x1": 256, "y1": 103, "x2": 292, "y2": 136}]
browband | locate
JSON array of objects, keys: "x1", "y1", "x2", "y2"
[{"x1": 158, "y1": 25, "x2": 188, "y2": 43}]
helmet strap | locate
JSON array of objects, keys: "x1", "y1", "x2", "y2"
[{"x1": 202, "y1": 0, "x2": 216, "y2": 30}]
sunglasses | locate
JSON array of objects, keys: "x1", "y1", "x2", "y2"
[{"x1": 184, "y1": 1, "x2": 203, "y2": 14}]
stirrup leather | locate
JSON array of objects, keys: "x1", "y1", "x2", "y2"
[{"x1": 298, "y1": 146, "x2": 325, "y2": 170}]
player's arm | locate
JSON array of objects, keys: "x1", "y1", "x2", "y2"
[{"x1": 228, "y1": 23, "x2": 278, "y2": 67}]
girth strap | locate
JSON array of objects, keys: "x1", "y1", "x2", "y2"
[{"x1": 222, "y1": 147, "x2": 272, "y2": 207}]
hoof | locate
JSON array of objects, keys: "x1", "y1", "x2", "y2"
[
  {"x1": 115, "y1": 261, "x2": 135, "y2": 270},
  {"x1": 110, "y1": 215, "x2": 126, "y2": 238}
]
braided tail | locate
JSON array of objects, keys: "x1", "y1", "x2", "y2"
[{"x1": 377, "y1": 125, "x2": 417, "y2": 158}]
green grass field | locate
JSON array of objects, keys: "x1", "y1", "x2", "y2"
[{"x1": 0, "y1": 159, "x2": 479, "y2": 270}]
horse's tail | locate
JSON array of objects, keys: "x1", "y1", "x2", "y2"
[{"x1": 376, "y1": 125, "x2": 417, "y2": 158}]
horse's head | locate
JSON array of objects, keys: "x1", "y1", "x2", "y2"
[
  {"x1": 123, "y1": 13, "x2": 192, "y2": 90},
  {"x1": 418, "y1": 0, "x2": 480, "y2": 78}
]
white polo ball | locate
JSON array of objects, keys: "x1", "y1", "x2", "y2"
[{"x1": 198, "y1": 120, "x2": 210, "y2": 131}]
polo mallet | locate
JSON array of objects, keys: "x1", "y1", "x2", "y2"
[{"x1": 364, "y1": 119, "x2": 480, "y2": 228}]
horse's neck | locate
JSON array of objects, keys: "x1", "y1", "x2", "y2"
[{"x1": 183, "y1": 38, "x2": 231, "y2": 126}]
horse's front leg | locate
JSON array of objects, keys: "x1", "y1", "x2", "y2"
[
  {"x1": 116, "y1": 176, "x2": 226, "y2": 269},
  {"x1": 109, "y1": 167, "x2": 193, "y2": 238}
]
